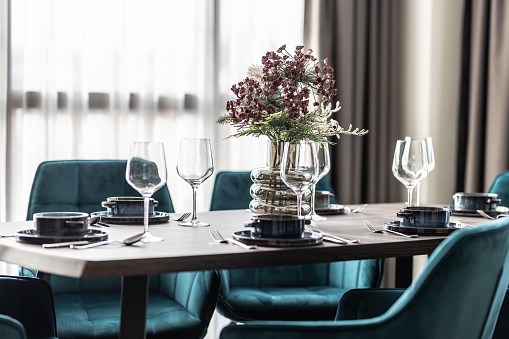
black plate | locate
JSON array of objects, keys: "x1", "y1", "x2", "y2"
[
  {"x1": 16, "y1": 229, "x2": 108, "y2": 244},
  {"x1": 315, "y1": 204, "x2": 346, "y2": 215},
  {"x1": 384, "y1": 221, "x2": 462, "y2": 235},
  {"x1": 232, "y1": 230, "x2": 322, "y2": 247},
  {"x1": 443, "y1": 205, "x2": 509, "y2": 217},
  {"x1": 90, "y1": 211, "x2": 170, "y2": 225}
]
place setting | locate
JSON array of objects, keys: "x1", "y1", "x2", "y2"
[
  {"x1": 444, "y1": 192, "x2": 509, "y2": 218},
  {"x1": 16, "y1": 211, "x2": 109, "y2": 246},
  {"x1": 385, "y1": 137, "x2": 467, "y2": 235}
]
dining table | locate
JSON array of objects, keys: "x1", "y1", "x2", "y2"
[{"x1": 0, "y1": 202, "x2": 485, "y2": 339}]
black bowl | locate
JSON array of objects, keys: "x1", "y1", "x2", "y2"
[
  {"x1": 453, "y1": 192, "x2": 500, "y2": 211},
  {"x1": 34, "y1": 212, "x2": 89, "y2": 236},
  {"x1": 101, "y1": 197, "x2": 158, "y2": 217},
  {"x1": 245, "y1": 215, "x2": 305, "y2": 238}
]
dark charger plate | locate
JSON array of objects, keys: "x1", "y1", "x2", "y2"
[
  {"x1": 90, "y1": 211, "x2": 170, "y2": 225},
  {"x1": 384, "y1": 221, "x2": 462, "y2": 235},
  {"x1": 315, "y1": 204, "x2": 346, "y2": 215},
  {"x1": 16, "y1": 229, "x2": 108, "y2": 244},
  {"x1": 232, "y1": 230, "x2": 323, "y2": 247},
  {"x1": 443, "y1": 205, "x2": 509, "y2": 217}
]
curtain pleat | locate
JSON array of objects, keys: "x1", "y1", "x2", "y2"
[
  {"x1": 304, "y1": 0, "x2": 404, "y2": 204},
  {"x1": 458, "y1": 0, "x2": 509, "y2": 192}
]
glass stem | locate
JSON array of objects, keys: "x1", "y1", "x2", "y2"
[
  {"x1": 143, "y1": 196, "x2": 150, "y2": 234},
  {"x1": 297, "y1": 193, "x2": 303, "y2": 218},
  {"x1": 407, "y1": 188, "x2": 414, "y2": 207},
  {"x1": 415, "y1": 182, "x2": 421, "y2": 206},
  {"x1": 191, "y1": 186, "x2": 198, "y2": 222},
  {"x1": 311, "y1": 184, "x2": 317, "y2": 215}
]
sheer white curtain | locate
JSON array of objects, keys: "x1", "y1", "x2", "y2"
[
  {"x1": 1, "y1": 0, "x2": 7, "y2": 223},
  {"x1": 8, "y1": 0, "x2": 304, "y2": 223}
]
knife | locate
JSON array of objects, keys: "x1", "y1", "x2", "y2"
[{"x1": 42, "y1": 241, "x2": 91, "y2": 248}]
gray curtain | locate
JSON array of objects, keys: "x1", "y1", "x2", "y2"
[
  {"x1": 304, "y1": 0, "x2": 405, "y2": 204},
  {"x1": 457, "y1": 0, "x2": 509, "y2": 192}
]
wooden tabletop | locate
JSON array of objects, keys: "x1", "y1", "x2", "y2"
[{"x1": 0, "y1": 203, "x2": 485, "y2": 279}]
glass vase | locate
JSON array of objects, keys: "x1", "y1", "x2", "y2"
[{"x1": 249, "y1": 141, "x2": 311, "y2": 215}]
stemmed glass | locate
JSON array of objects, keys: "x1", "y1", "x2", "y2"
[
  {"x1": 126, "y1": 142, "x2": 167, "y2": 242},
  {"x1": 177, "y1": 138, "x2": 214, "y2": 227},
  {"x1": 309, "y1": 144, "x2": 331, "y2": 220},
  {"x1": 392, "y1": 139, "x2": 428, "y2": 207},
  {"x1": 280, "y1": 140, "x2": 320, "y2": 219},
  {"x1": 415, "y1": 137, "x2": 435, "y2": 206}
]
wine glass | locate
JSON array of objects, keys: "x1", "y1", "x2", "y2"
[
  {"x1": 126, "y1": 142, "x2": 167, "y2": 242},
  {"x1": 309, "y1": 144, "x2": 331, "y2": 220},
  {"x1": 177, "y1": 138, "x2": 214, "y2": 227},
  {"x1": 280, "y1": 140, "x2": 320, "y2": 218},
  {"x1": 415, "y1": 137, "x2": 435, "y2": 206},
  {"x1": 392, "y1": 139, "x2": 428, "y2": 207}
]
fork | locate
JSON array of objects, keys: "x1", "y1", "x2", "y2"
[
  {"x1": 476, "y1": 210, "x2": 509, "y2": 220},
  {"x1": 171, "y1": 212, "x2": 191, "y2": 222},
  {"x1": 363, "y1": 220, "x2": 417, "y2": 238},
  {"x1": 306, "y1": 225, "x2": 359, "y2": 244},
  {"x1": 350, "y1": 204, "x2": 368, "y2": 213},
  {"x1": 210, "y1": 229, "x2": 257, "y2": 250}
]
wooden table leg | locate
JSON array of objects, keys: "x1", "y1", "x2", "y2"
[
  {"x1": 395, "y1": 256, "x2": 413, "y2": 288},
  {"x1": 120, "y1": 275, "x2": 148, "y2": 339}
]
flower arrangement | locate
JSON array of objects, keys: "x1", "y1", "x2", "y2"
[{"x1": 217, "y1": 44, "x2": 368, "y2": 145}]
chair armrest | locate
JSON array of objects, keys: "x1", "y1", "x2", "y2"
[
  {"x1": 335, "y1": 288, "x2": 405, "y2": 320},
  {"x1": 0, "y1": 314, "x2": 27, "y2": 339}
]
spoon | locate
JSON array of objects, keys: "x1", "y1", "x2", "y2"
[{"x1": 71, "y1": 233, "x2": 145, "y2": 249}]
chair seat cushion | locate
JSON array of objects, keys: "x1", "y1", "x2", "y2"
[
  {"x1": 218, "y1": 286, "x2": 350, "y2": 321},
  {"x1": 55, "y1": 292, "x2": 203, "y2": 339}
]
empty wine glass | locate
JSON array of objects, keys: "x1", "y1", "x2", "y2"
[
  {"x1": 280, "y1": 140, "x2": 320, "y2": 219},
  {"x1": 177, "y1": 138, "x2": 214, "y2": 227},
  {"x1": 309, "y1": 144, "x2": 331, "y2": 220},
  {"x1": 126, "y1": 142, "x2": 167, "y2": 242},
  {"x1": 392, "y1": 139, "x2": 428, "y2": 207},
  {"x1": 415, "y1": 137, "x2": 435, "y2": 206}
]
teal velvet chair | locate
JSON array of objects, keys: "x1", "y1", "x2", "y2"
[
  {"x1": 210, "y1": 171, "x2": 382, "y2": 321},
  {"x1": 0, "y1": 275, "x2": 58, "y2": 339},
  {"x1": 489, "y1": 170, "x2": 509, "y2": 207},
  {"x1": 21, "y1": 160, "x2": 220, "y2": 339},
  {"x1": 210, "y1": 171, "x2": 337, "y2": 211},
  {"x1": 0, "y1": 315, "x2": 26, "y2": 339},
  {"x1": 488, "y1": 171, "x2": 509, "y2": 338},
  {"x1": 220, "y1": 217, "x2": 509, "y2": 339}
]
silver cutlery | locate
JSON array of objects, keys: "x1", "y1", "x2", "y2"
[
  {"x1": 347, "y1": 204, "x2": 368, "y2": 214},
  {"x1": 43, "y1": 240, "x2": 91, "y2": 248},
  {"x1": 88, "y1": 216, "x2": 110, "y2": 227},
  {"x1": 450, "y1": 218, "x2": 476, "y2": 228},
  {"x1": 210, "y1": 229, "x2": 256, "y2": 250},
  {"x1": 171, "y1": 212, "x2": 191, "y2": 222},
  {"x1": 476, "y1": 210, "x2": 509, "y2": 220},
  {"x1": 71, "y1": 232, "x2": 145, "y2": 249},
  {"x1": 306, "y1": 225, "x2": 359, "y2": 244},
  {"x1": 363, "y1": 220, "x2": 417, "y2": 238}
]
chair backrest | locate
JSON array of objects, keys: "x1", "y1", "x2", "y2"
[
  {"x1": 26, "y1": 159, "x2": 174, "y2": 220},
  {"x1": 210, "y1": 171, "x2": 338, "y2": 211},
  {"x1": 489, "y1": 171, "x2": 509, "y2": 207},
  {"x1": 0, "y1": 276, "x2": 57, "y2": 339},
  {"x1": 381, "y1": 218, "x2": 509, "y2": 339},
  {"x1": 210, "y1": 171, "x2": 253, "y2": 211},
  {"x1": 221, "y1": 259, "x2": 381, "y2": 291}
]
